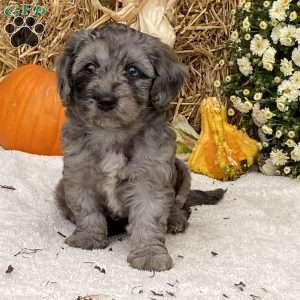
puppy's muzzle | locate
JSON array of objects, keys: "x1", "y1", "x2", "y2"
[{"x1": 96, "y1": 94, "x2": 118, "y2": 112}]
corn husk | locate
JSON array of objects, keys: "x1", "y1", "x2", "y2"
[
  {"x1": 172, "y1": 114, "x2": 199, "y2": 161},
  {"x1": 131, "y1": 0, "x2": 176, "y2": 47}
]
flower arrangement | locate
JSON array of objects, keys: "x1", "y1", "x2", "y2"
[{"x1": 225, "y1": 0, "x2": 300, "y2": 179}]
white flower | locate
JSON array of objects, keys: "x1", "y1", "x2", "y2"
[
  {"x1": 270, "y1": 149, "x2": 289, "y2": 166},
  {"x1": 288, "y1": 131, "x2": 296, "y2": 138},
  {"x1": 262, "y1": 125, "x2": 273, "y2": 135},
  {"x1": 230, "y1": 95, "x2": 237, "y2": 103},
  {"x1": 242, "y1": 17, "x2": 251, "y2": 31},
  {"x1": 225, "y1": 75, "x2": 232, "y2": 82},
  {"x1": 279, "y1": 25, "x2": 296, "y2": 46},
  {"x1": 262, "y1": 47, "x2": 276, "y2": 71},
  {"x1": 292, "y1": 47, "x2": 300, "y2": 67},
  {"x1": 278, "y1": 80, "x2": 299, "y2": 101},
  {"x1": 290, "y1": 71, "x2": 300, "y2": 88},
  {"x1": 233, "y1": 98, "x2": 252, "y2": 113},
  {"x1": 243, "y1": 89, "x2": 250, "y2": 96},
  {"x1": 274, "y1": 76, "x2": 282, "y2": 84},
  {"x1": 254, "y1": 92, "x2": 263, "y2": 101},
  {"x1": 276, "y1": 96, "x2": 288, "y2": 111},
  {"x1": 214, "y1": 80, "x2": 221, "y2": 88},
  {"x1": 259, "y1": 21, "x2": 268, "y2": 30},
  {"x1": 238, "y1": 0, "x2": 246, "y2": 8},
  {"x1": 227, "y1": 108, "x2": 235, "y2": 116},
  {"x1": 289, "y1": 11, "x2": 298, "y2": 21},
  {"x1": 291, "y1": 143, "x2": 300, "y2": 161},
  {"x1": 262, "y1": 108, "x2": 274, "y2": 119},
  {"x1": 295, "y1": 28, "x2": 300, "y2": 44},
  {"x1": 275, "y1": 130, "x2": 283, "y2": 138},
  {"x1": 269, "y1": 1, "x2": 288, "y2": 21},
  {"x1": 260, "y1": 158, "x2": 277, "y2": 176},
  {"x1": 280, "y1": 58, "x2": 294, "y2": 76},
  {"x1": 244, "y1": 33, "x2": 251, "y2": 41},
  {"x1": 252, "y1": 104, "x2": 268, "y2": 126},
  {"x1": 284, "y1": 166, "x2": 291, "y2": 174},
  {"x1": 237, "y1": 56, "x2": 253, "y2": 76},
  {"x1": 243, "y1": 2, "x2": 251, "y2": 11},
  {"x1": 263, "y1": 1, "x2": 271, "y2": 8},
  {"x1": 271, "y1": 24, "x2": 283, "y2": 44},
  {"x1": 230, "y1": 30, "x2": 239, "y2": 42},
  {"x1": 285, "y1": 139, "x2": 296, "y2": 147},
  {"x1": 250, "y1": 35, "x2": 270, "y2": 56}
]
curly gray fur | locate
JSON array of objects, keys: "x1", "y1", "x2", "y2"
[{"x1": 55, "y1": 23, "x2": 224, "y2": 271}]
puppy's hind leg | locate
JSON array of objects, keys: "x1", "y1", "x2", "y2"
[{"x1": 60, "y1": 180, "x2": 109, "y2": 250}]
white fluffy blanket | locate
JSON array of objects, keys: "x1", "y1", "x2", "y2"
[{"x1": 0, "y1": 149, "x2": 299, "y2": 300}]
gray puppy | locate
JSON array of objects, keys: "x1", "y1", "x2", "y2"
[{"x1": 55, "y1": 23, "x2": 224, "y2": 271}]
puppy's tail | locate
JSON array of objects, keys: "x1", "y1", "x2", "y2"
[{"x1": 185, "y1": 188, "x2": 226, "y2": 207}]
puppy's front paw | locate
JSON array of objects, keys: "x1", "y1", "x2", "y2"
[
  {"x1": 65, "y1": 230, "x2": 109, "y2": 250},
  {"x1": 167, "y1": 208, "x2": 189, "y2": 234},
  {"x1": 127, "y1": 245, "x2": 173, "y2": 271}
]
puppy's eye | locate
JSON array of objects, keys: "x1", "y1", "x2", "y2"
[
  {"x1": 125, "y1": 65, "x2": 142, "y2": 78},
  {"x1": 84, "y1": 63, "x2": 96, "y2": 73}
]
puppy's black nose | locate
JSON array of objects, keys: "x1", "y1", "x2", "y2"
[{"x1": 97, "y1": 95, "x2": 118, "y2": 112}]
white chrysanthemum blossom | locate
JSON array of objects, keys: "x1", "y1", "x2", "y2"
[
  {"x1": 279, "y1": 25, "x2": 296, "y2": 46},
  {"x1": 237, "y1": 56, "x2": 253, "y2": 76},
  {"x1": 271, "y1": 24, "x2": 283, "y2": 44},
  {"x1": 269, "y1": 1, "x2": 289, "y2": 21},
  {"x1": 285, "y1": 139, "x2": 296, "y2": 147},
  {"x1": 275, "y1": 130, "x2": 283, "y2": 138},
  {"x1": 259, "y1": 21, "x2": 268, "y2": 30},
  {"x1": 288, "y1": 131, "x2": 296, "y2": 138},
  {"x1": 252, "y1": 104, "x2": 268, "y2": 127},
  {"x1": 230, "y1": 30, "x2": 239, "y2": 42},
  {"x1": 262, "y1": 47, "x2": 276, "y2": 71},
  {"x1": 225, "y1": 75, "x2": 232, "y2": 82},
  {"x1": 280, "y1": 58, "x2": 294, "y2": 76},
  {"x1": 243, "y1": 2, "x2": 251, "y2": 11},
  {"x1": 243, "y1": 89, "x2": 250, "y2": 96},
  {"x1": 295, "y1": 28, "x2": 300, "y2": 44},
  {"x1": 276, "y1": 96, "x2": 288, "y2": 112},
  {"x1": 244, "y1": 33, "x2": 251, "y2": 40},
  {"x1": 238, "y1": 0, "x2": 247, "y2": 8},
  {"x1": 250, "y1": 34, "x2": 270, "y2": 56},
  {"x1": 242, "y1": 17, "x2": 251, "y2": 31},
  {"x1": 291, "y1": 144, "x2": 300, "y2": 161},
  {"x1": 290, "y1": 71, "x2": 300, "y2": 88},
  {"x1": 270, "y1": 149, "x2": 289, "y2": 166},
  {"x1": 260, "y1": 158, "x2": 277, "y2": 176},
  {"x1": 292, "y1": 47, "x2": 300, "y2": 67},
  {"x1": 289, "y1": 11, "x2": 298, "y2": 21},
  {"x1": 230, "y1": 95, "x2": 237, "y2": 103},
  {"x1": 227, "y1": 108, "x2": 236, "y2": 116},
  {"x1": 254, "y1": 92, "x2": 263, "y2": 101},
  {"x1": 214, "y1": 80, "x2": 221, "y2": 88},
  {"x1": 233, "y1": 97, "x2": 253, "y2": 113},
  {"x1": 274, "y1": 76, "x2": 282, "y2": 84},
  {"x1": 278, "y1": 80, "x2": 299, "y2": 101},
  {"x1": 262, "y1": 125, "x2": 273, "y2": 135},
  {"x1": 262, "y1": 108, "x2": 274, "y2": 119},
  {"x1": 284, "y1": 166, "x2": 291, "y2": 174}
]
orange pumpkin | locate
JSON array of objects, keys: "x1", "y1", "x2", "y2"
[{"x1": 0, "y1": 64, "x2": 66, "y2": 155}]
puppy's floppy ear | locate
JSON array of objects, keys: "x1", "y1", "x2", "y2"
[
  {"x1": 150, "y1": 41, "x2": 188, "y2": 110},
  {"x1": 56, "y1": 31, "x2": 90, "y2": 106}
]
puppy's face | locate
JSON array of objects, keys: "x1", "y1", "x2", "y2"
[{"x1": 57, "y1": 24, "x2": 187, "y2": 128}]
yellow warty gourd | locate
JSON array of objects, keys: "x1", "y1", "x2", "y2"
[{"x1": 188, "y1": 97, "x2": 259, "y2": 181}]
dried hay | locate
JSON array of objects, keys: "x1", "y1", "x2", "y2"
[{"x1": 0, "y1": 0, "x2": 237, "y2": 129}]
